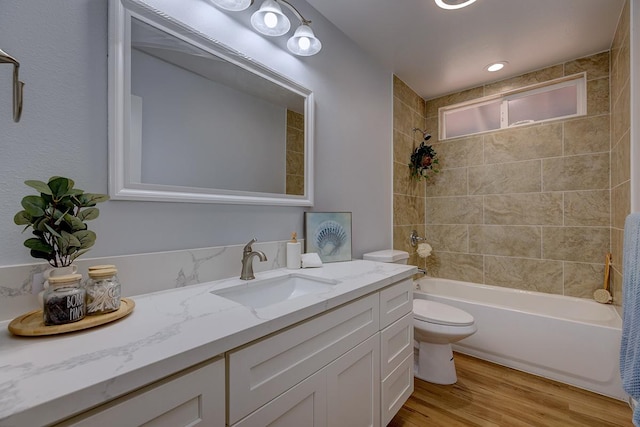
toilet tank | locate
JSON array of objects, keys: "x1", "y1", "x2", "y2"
[{"x1": 362, "y1": 250, "x2": 409, "y2": 264}]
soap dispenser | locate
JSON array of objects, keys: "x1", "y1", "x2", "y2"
[{"x1": 286, "y1": 232, "x2": 301, "y2": 270}]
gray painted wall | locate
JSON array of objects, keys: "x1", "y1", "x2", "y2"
[{"x1": 0, "y1": 0, "x2": 393, "y2": 267}]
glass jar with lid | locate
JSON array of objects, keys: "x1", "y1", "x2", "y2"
[
  {"x1": 85, "y1": 265, "x2": 121, "y2": 315},
  {"x1": 43, "y1": 273, "x2": 86, "y2": 325}
]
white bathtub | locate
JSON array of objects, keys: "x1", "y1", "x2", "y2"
[{"x1": 414, "y1": 277, "x2": 626, "y2": 400}]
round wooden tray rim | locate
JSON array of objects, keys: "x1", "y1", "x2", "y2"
[{"x1": 8, "y1": 298, "x2": 135, "y2": 337}]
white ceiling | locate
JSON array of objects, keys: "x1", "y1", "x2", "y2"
[{"x1": 306, "y1": 0, "x2": 625, "y2": 100}]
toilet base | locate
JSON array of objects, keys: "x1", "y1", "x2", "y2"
[{"x1": 414, "y1": 341, "x2": 458, "y2": 385}]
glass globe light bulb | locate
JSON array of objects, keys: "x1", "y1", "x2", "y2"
[
  {"x1": 264, "y1": 12, "x2": 278, "y2": 28},
  {"x1": 298, "y1": 36, "x2": 311, "y2": 51}
]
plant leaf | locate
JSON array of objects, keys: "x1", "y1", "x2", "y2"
[
  {"x1": 21, "y1": 195, "x2": 46, "y2": 217},
  {"x1": 25, "y1": 180, "x2": 53, "y2": 195},
  {"x1": 13, "y1": 210, "x2": 32, "y2": 226},
  {"x1": 52, "y1": 208, "x2": 71, "y2": 226},
  {"x1": 57, "y1": 231, "x2": 81, "y2": 255},
  {"x1": 73, "y1": 230, "x2": 96, "y2": 249},
  {"x1": 70, "y1": 248, "x2": 91, "y2": 261},
  {"x1": 76, "y1": 193, "x2": 109, "y2": 207},
  {"x1": 44, "y1": 222, "x2": 62, "y2": 238},
  {"x1": 48, "y1": 176, "x2": 74, "y2": 188},
  {"x1": 77, "y1": 207, "x2": 99, "y2": 221},
  {"x1": 24, "y1": 238, "x2": 54, "y2": 254},
  {"x1": 33, "y1": 218, "x2": 48, "y2": 233},
  {"x1": 64, "y1": 213, "x2": 86, "y2": 231},
  {"x1": 48, "y1": 177, "x2": 72, "y2": 199},
  {"x1": 30, "y1": 249, "x2": 52, "y2": 261}
]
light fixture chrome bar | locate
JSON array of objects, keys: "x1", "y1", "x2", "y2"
[
  {"x1": 277, "y1": 0, "x2": 311, "y2": 25},
  {"x1": 0, "y1": 49, "x2": 24, "y2": 122},
  {"x1": 211, "y1": 0, "x2": 321, "y2": 56}
]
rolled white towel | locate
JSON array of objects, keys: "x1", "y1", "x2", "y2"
[
  {"x1": 417, "y1": 243, "x2": 432, "y2": 258},
  {"x1": 301, "y1": 252, "x2": 323, "y2": 268}
]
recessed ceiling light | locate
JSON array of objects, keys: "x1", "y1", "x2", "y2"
[
  {"x1": 434, "y1": 0, "x2": 477, "y2": 10},
  {"x1": 486, "y1": 61, "x2": 508, "y2": 72}
]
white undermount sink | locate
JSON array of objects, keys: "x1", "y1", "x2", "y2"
[{"x1": 211, "y1": 273, "x2": 339, "y2": 309}]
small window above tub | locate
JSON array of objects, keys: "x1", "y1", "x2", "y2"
[{"x1": 439, "y1": 73, "x2": 587, "y2": 140}]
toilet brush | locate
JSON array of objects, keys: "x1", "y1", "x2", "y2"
[{"x1": 593, "y1": 253, "x2": 613, "y2": 304}]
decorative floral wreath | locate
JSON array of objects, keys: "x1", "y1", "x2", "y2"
[{"x1": 409, "y1": 141, "x2": 439, "y2": 180}]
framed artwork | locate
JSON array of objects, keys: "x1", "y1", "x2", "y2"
[{"x1": 304, "y1": 212, "x2": 352, "y2": 263}]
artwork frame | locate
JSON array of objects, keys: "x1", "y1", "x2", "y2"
[{"x1": 304, "y1": 212, "x2": 352, "y2": 263}]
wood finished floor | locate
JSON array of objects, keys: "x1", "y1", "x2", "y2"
[{"x1": 389, "y1": 353, "x2": 633, "y2": 427}]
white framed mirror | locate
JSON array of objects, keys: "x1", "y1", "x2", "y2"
[{"x1": 108, "y1": 0, "x2": 314, "y2": 206}]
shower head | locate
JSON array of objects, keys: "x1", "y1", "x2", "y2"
[{"x1": 412, "y1": 127, "x2": 431, "y2": 141}]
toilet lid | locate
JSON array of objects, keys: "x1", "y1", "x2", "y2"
[{"x1": 413, "y1": 299, "x2": 475, "y2": 326}]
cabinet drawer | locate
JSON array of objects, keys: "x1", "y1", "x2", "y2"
[
  {"x1": 379, "y1": 279, "x2": 413, "y2": 329},
  {"x1": 228, "y1": 293, "x2": 379, "y2": 424},
  {"x1": 381, "y1": 353, "x2": 414, "y2": 426},
  {"x1": 56, "y1": 356, "x2": 225, "y2": 427},
  {"x1": 380, "y1": 312, "x2": 413, "y2": 379}
]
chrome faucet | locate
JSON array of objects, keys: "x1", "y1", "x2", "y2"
[{"x1": 240, "y1": 238, "x2": 267, "y2": 280}]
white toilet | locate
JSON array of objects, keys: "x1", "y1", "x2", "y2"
[
  {"x1": 362, "y1": 249, "x2": 477, "y2": 385},
  {"x1": 413, "y1": 299, "x2": 476, "y2": 384}
]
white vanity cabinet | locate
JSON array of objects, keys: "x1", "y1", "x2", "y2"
[
  {"x1": 379, "y1": 279, "x2": 414, "y2": 425},
  {"x1": 0, "y1": 262, "x2": 417, "y2": 427},
  {"x1": 228, "y1": 278, "x2": 413, "y2": 427},
  {"x1": 55, "y1": 356, "x2": 225, "y2": 427}
]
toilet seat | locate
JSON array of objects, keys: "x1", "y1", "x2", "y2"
[{"x1": 413, "y1": 300, "x2": 474, "y2": 326}]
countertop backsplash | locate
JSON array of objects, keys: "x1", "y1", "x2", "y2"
[{"x1": 0, "y1": 239, "x2": 297, "y2": 322}]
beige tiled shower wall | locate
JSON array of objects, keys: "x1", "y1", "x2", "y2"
[
  {"x1": 394, "y1": 39, "x2": 630, "y2": 300},
  {"x1": 392, "y1": 76, "x2": 428, "y2": 270},
  {"x1": 286, "y1": 110, "x2": 305, "y2": 195},
  {"x1": 610, "y1": 0, "x2": 631, "y2": 307}
]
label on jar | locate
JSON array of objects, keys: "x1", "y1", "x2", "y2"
[
  {"x1": 44, "y1": 290, "x2": 85, "y2": 325},
  {"x1": 86, "y1": 281, "x2": 121, "y2": 315}
]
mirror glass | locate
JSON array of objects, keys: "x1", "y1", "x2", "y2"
[{"x1": 109, "y1": 0, "x2": 314, "y2": 205}]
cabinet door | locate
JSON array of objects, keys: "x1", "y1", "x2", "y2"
[
  {"x1": 55, "y1": 357, "x2": 225, "y2": 427},
  {"x1": 233, "y1": 369, "x2": 326, "y2": 427},
  {"x1": 326, "y1": 334, "x2": 381, "y2": 427}
]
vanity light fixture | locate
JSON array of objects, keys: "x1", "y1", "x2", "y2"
[
  {"x1": 435, "y1": 0, "x2": 477, "y2": 10},
  {"x1": 486, "y1": 61, "x2": 508, "y2": 72},
  {"x1": 210, "y1": 0, "x2": 322, "y2": 56}
]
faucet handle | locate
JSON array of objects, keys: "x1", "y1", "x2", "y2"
[{"x1": 243, "y1": 238, "x2": 257, "y2": 253}]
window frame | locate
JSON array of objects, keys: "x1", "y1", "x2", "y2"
[{"x1": 438, "y1": 72, "x2": 587, "y2": 140}]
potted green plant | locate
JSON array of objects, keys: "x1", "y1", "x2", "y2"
[{"x1": 13, "y1": 176, "x2": 109, "y2": 268}]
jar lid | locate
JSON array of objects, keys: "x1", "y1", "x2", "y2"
[
  {"x1": 48, "y1": 274, "x2": 83, "y2": 285},
  {"x1": 88, "y1": 267, "x2": 118, "y2": 278},
  {"x1": 88, "y1": 264, "x2": 116, "y2": 271}
]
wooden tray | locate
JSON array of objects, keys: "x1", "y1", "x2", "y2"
[{"x1": 8, "y1": 298, "x2": 135, "y2": 337}]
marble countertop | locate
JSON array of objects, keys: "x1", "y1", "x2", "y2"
[{"x1": 0, "y1": 260, "x2": 415, "y2": 426}]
